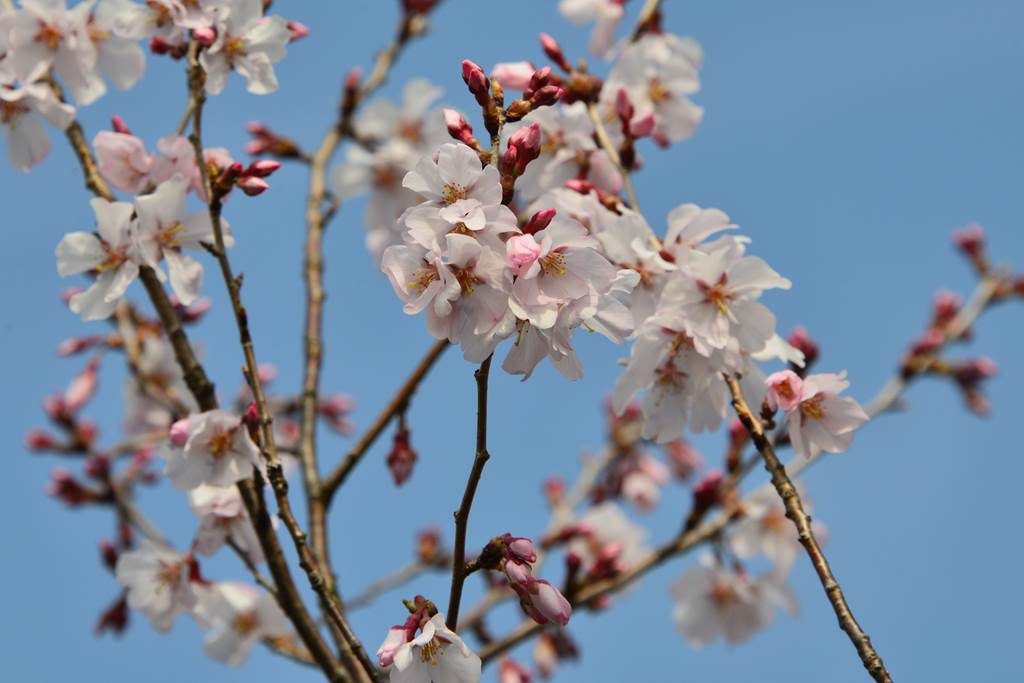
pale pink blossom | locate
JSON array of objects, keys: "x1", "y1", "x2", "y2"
[
  {"x1": 195, "y1": 582, "x2": 289, "y2": 666},
  {"x1": 0, "y1": 75, "x2": 75, "y2": 171},
  {"x1": 777, "y1": 371, "x2": 870, "y2": 458},
  {"x1": 93, "y1": 130, "x2": 152, "y2": 193},
  {"x1": 200, "y1": 0, "x2": 290, "y2": 95},
  {"x1": 558, "y1": 0, "x2": 624, "y2": 58},
  {"x1": 163, "y1": 409, "x2": 261, "y2": 489},
  {"x1": 402, "y1": 142, "x2": 502, "y2": 210},
  {"x1": 492, "y1": 61, "x2": 535, "y2": 91},
  {"x1": 669, "y1": 555, "x2": 797, "y2": 648},
  {"x1": 355, "y1": 78, "x2": 446, "y2": 148},
  {"x1": 115, "y1": 539, "x2": 198, "y2": 632},
  {"x1": 377, "y1": 613, "x2": 481, "y2": 683},
  {"x1": 189, "y1": 484, "x2": 264, "y2": 564},
  {"x1": 55, "y1": 197, "x2": 139, "y2": 321}
]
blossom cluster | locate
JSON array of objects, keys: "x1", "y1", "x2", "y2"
[{"x1": 1, "y1": 0, "x2": 294, "y2": 171}]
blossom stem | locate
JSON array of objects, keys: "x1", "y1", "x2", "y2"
[
  {"x1": 182, "y1": 46, "x2": 379, "y2": 683},
  {"x1": 321, "y1": 339, "x2": 449, "y2": 503},
  {"x1": 301, "y1": 7, "x2": 434, "y2": 596},
  {"x1": 345, "y1": 561, "x2": 436, "y2": 611},
  {"x1": 725, "y1": 375, "x2": 894, "y2": 683},
  {"x1": 446, "y1": 354, "x2": 494, "y2": 630}
]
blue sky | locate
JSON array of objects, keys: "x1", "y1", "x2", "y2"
[{"x1": 2, "y1": 1, "x2": 1022, "y2": 681}]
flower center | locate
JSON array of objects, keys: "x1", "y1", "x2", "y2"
[
  {"x1": 0, "y1": 99, "x2": 29, "y2": 125},
  {"x1": 418, "y1": 639, "x2": 445, "y2": 666},
  {"x1": 407, "y1": 265, "x2": 439, "y2": 294},
  {"x1": 698, "y1": 275, "x2": 732, "y2": 314},
  {"x1": 224, "y1": 36, "x2": 247, "y2": 65},
  {"x1": 157, "y1": 222, "x2": 185, "y2": 248},
  {"x1": 155, "y1": 561, "x2": 181, "y2": 591},
  {"x1": 373, "y1": 164, "x2": 399, "y2": 189},
  {"x1": 441, "y1": 183, "x2": 467, "y2": 205},
  {"x1": 35, "y1": 22, "x2": 64, "y2": 51},
  {"x1": 146, "y1": 1, "x2": 174, "y2": 28},
  {"x1": 799, "y1": 395, "x2": 826, "y2": 420},
  {"x1": 648, "y1": 78, "x2": 672, "y2": 104},
  {"x1": 708, "y1": 578, "x2": 737, "y2": 607},
  {"x1": 232, "y1": 610, "x2": 259, "y2": 635},
  {"x1": 540, "y1": 251, "x2": 567, "y2": 276},
  {"x1": 451, "y1": 266, "x2": 481, "y2": 295},
  {"x1": 398, "y1": 119, "x2": 422, "y2": 143},
  {"x1": 208, "y1": 430, "x2": 233, "y2": 457}
]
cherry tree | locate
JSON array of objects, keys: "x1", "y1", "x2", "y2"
[{"x1": 9, "y1": 1, "x2": 1022, "y2": 682}]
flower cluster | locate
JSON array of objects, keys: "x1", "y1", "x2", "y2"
[
  {"x1": 1, "y1": 0, "x2": 294, "y2": 171},
  {"x1": 377, "y1": 600, "x2": 481, "y2": 683}
]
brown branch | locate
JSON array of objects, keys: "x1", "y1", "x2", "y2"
[
  {"x1": 322, "y1": 339, "x2": 449, "y2": 503},
  {"x1": 446, "y1": 354, "x2": 493, "y2": 630},
  {"x1": 628, "y1": 0, "x2": 663, "y2": 42},
  {"x1": 300, "y1": 6, "x2": 433, "y2": 595},
  {"x1": 182, "y1": 52, "x2": 378, "y2": 683},
  {"x1": 346, "y1": 561, "x2": 432, "y2": 611},
  {"x1": 726, "y1": 375, "x2": 893, "y2": 683}
]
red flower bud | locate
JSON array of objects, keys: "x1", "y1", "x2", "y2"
[
  {"x1": 539, "y1": 32, "x2": 572, "y2": 73},
  {"x1": 522, "y1": 208, "x2": 556, "y2": 235},
  {"x1": 111, "y1": 115, "x2": 131, "y2": 135},
  {"x1": 237, "y1": 175, "x2": 270, "y2": 196}
]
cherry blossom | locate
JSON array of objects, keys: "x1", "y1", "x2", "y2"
[
  {"x1": 604, "y1": 33, "x2": 704, "y2": 146},
  {"x1": 199, "y1": 0, "x2": 291, "y2": 96},
  {"x1": 1, "y1": 73, "x2": 75, "y2": 171},
  {"x1": 115, "y1": 539, "x2": 199, "y2": 632},
  {"x1": 134, "y1": 174, "x2": 230, "y2": 305},
  {"x1": 377, "y1": 613, "x2": 481, "y2": 683},
  {"x1": 163, "y1": 409, "x2": 261, "y2": 489},
  {"x1": 195, "y1": 582, "x2": 289, "y2": 666},
  {"x1": 55, "y1": 197, "x2": 139, "y2": 321},
  {"x1": 730, "y1": 484, "x2": 825, "y2": 576},
  {"x1": 766, "y1": 370, "x2": 870, "y2": 458},
  {"x1": 87, "y1": 1, "x2": 146, "y2": 93},
  {"x1": 669, "y1": 555, "x2": 797, "y2": 648},
  {"x1": 401, "y1": 142, "x2": 502, "y2": 211},
  {"x1": 355, "y1": 78, "x2": 446, "y2": 149},
  {"x1": 6, "y1": 0, "x2": 103, "y2": 105},
  {"x1": 189, "y1": 484, "x2": 264, "y2": 564},
  {"x1": 93, "y1": 129, "x2": 152, "y2": 193}
]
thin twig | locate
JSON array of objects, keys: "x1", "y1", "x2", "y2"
[
  {"x1": 726, "y1": 375, "x2": 893, "y2": 683},
  {"x1": 322, "y1": 340, "x2": 449, "y2": 503},
  {"x1": 446, "y1": 355, "x2": 493, "y2": 629},
  {"x1": 586, "y1": 103, "x2": 641, "y2": 213},
  {"x1": 182, "y1": 51, "x2": 378, "y2": 683},
  {"x1": 300, "y1": 8, "x2": 433, "y2": 592}
]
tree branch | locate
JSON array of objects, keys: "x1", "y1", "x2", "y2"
[
  {"x1": 725, "y1": 375, "x2": 893, "y2": 683},
  {"x1": 445, "y1": 355, "x2": 493, "y2": 629},
  {"x1": 182, "y1": 52, "x2": 378, "y2": 683},
  {"x1": 322, "y1": 339, "x2": 449, "y2": 503}
]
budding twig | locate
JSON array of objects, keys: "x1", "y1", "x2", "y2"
[
  {"x1": 446, "y1": 354, "x2": 493, "y2": 629},
  {"x1": 726, "y1": 375, "x2": 893, "y2": 683}
]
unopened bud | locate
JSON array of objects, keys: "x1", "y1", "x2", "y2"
[
  {"x1": 237, "y1": 175, "x2": 270, "y2": 196},
  {"x1": 99, "y1": 539, "x2": 119, "y2": 571},
  {"x1": 523, "y1": 208, "x2": 556, "y2": 235},
  {"x1": 25, "y1": 429, "x2": 58, "y2": 452},
  {"x1": 169, "y1": 418, "x2": 190, "y2": 448},
  {"x1": 56, "y1": 336, "x2": 101, "y2": 357},
  {"x1": 111, "y1": 115, "x2": 131, "y2": 135},
  {"x1": 245, "y1": 159, "x2": 281, "y2": 178},
  {"x1": 540, "y1": 32, "x2": 572, "y2": 73},
  {"x1": 529, "y1": 84, "x2": 563, "y2": 108},
  {"x1": 84, "y1": 455, "x2": 111, "y2": 480},
  {"x1": 287, "y1": 20, "x2": 311, "y2": 41},
  {"x1": 386, "y1": 426, "x2": 417, "y2": 486},
  {"x1": 462, "y1": 59, "x2": 490, "y2": 107},
  {"x1": 443, "y1": 108, "x2": 476, "y2": 146},
  {"x1": 787, "y1": 326, "x2": 819, "y2": 369},
  {"x1": 193, "y1": 25, "x2": 217, "y2": 46}
]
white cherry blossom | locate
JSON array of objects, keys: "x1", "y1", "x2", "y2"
[
  {"x1": 200, "y1": 0, "x2": 290, "y2": 95},
  {"x1": 766, "y1": 370, "x2": 870, "y2": 458},
  {"x1": 55, "y1": 197, "x2": 139, "y2": 321},
  {"x1": 195, "y1": 582, "x2": 289, "y2": 666},
  {"x1": 401, "y1": 142, "x2": 501, "y2": 210},
  {"x1": 189, "y1": 484, "x2": 263, "y2": 564},
  {"x1": 1, "y1": 74, "x2": 75, "y2": 171},
  {"x1": 378, "y1": 613, "x2": 481, "y2": 683},
  {"x1": 115, "y1": 539, "x2": 199, "y2": 633},
  {"x1": 163, "y1": 409, "x2": 260, "y2": 489}
]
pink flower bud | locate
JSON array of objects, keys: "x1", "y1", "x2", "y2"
[
  {"x1": 416, "y1": 527, "x2": 443, "y2": 564},
  {"x1": 111, "y1": 115, "x2": 131, "y2": 135},
  {"x1": 691, "y1": 469, "x2": 724, "y2": 513},
  {"x1": 95, "y1": 595, "x2": 129, "y2": 636},
  {"x1": 503, "y1": 558, "x2": 533, "y2": 587},
  {"x1": 504, "y1": 536, "x2": 537, "y2": 564},
  {"x1": 64, "y1": 359, "x2": 99, "y2": 413},
  {"x1": 376, "y1": 626, "x2": 408, "y2": 668},
  {"x1": 543, "y1": 476, "x2": 564, "y2": 506},
  {"x1": 60, "y1": 287, "x2": 84, "y2": 306},
  {"x1": 505, "y1": 123, "x2": 541, "y2": 176},
  {"x1": 529, "y1": 84, "x2": 564, "y2": 108},
  {"x1": 176, "y1": 296, "x2": 212, "y2": 324},
  {"x1": 629, "y1": 111, "x2": 656, "y2": 138},
  {"x1": 99, "y1": 539, "x2": 119, "y2": 571},
  {"x1": 665, "y1": 438, "x2": 702, "y2": 481},
  {"x1": 499, "y1": 657, "x2": 532, "y2": 683},
  {"x1": 539, "y1": 33, "x2": 572, "y2": 72},
  {"x1": 169, "y1": 418, "x2": 191, "y2": 448},
  {"x1": 506, "y1": 234, "x2": 542, "y2": 276},
  {"x1": 443, "y1": 108, "x2": 476, "y2": 145},
  {"x1": 237, "y1": 175, "x2": 270, "y2": 196},
  {"x1": 528, "y1": 66, "x2": 552, "y2": 92},
  {"x1": 493, "y1": 61, "x2": 536, "y2": 91},
  {"x1": 386, "y1": 428, "x2": 417, "y2": 486},
  {"x1": 25, "y1": 429, "x2": 57, "y2": 452},
  {"x1": 245, "y1": 159, "x2": 281, "y2": 178},
  {"x1": 787, "y1": 326, "x2": 819, "y2": 367},
  {"x1": 193, "y1": 26, "x2": 217, "y2": 46},
  {"x1": 461, "y1": 59, "x2": 490, "y2": 106},
  {"x1": 952, "y1": 223, "x2": 985, "y2": 257},
  {"x1": 765, "y1": 370, "x2": 804, "y2": 412},
  {"x1": 56, "y1": 336, "x2": 99, "y2": 357},
  {"x1": 287, "y1": 20, "x2": 310, "y2": 41},
  {"x1": 522, "y1": 207, "x2": 556, "y2": 235},
  {"x1": 522, "y1": 580, "x2": 572, "y2": 626},
  {"x1": 47, "y1": 469, "x2": 93, "y2": 506},
  {"x1": 149, "y1": 36, "x2": 171, "y2": 54},
  {"x1": 615, "y1": 88, "x2": 634, "y2": 122},
  {"x1": 84, "y1": 455, "x2": 110, "y2": 480}
]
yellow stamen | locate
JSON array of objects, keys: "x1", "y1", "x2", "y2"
[
  {"x1": 540, "y1": 251, "x2": 567, "y2": 276},
  {"x1": 799, "y1": 396, "x2": 826, "y2": 419}
]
